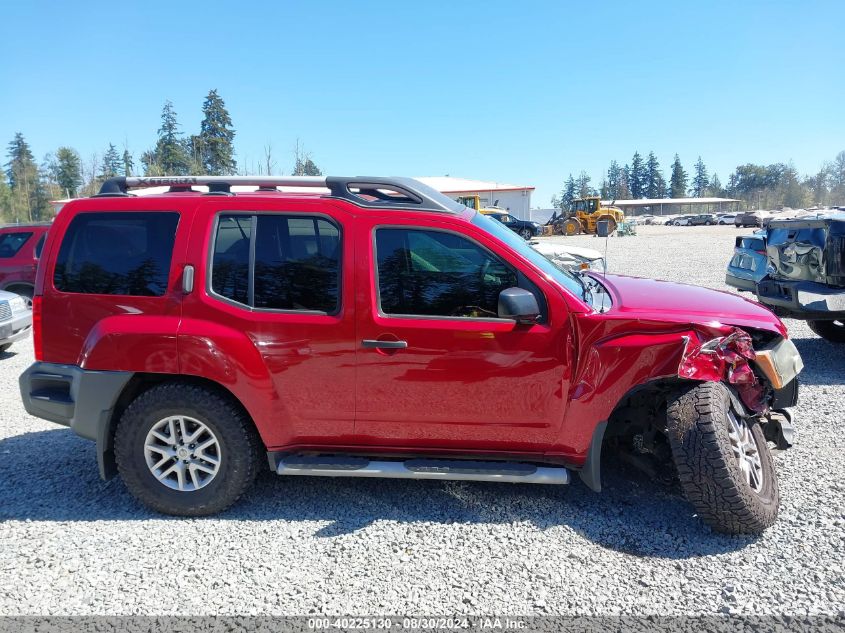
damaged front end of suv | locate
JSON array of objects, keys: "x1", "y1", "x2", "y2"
[{"x1": 572, "y1": 273, "x2": 803, "y2": 534}]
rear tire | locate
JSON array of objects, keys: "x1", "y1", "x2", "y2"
[
  {"x1": 519, "y1": 228, "x2": 532, "y2": 240},
  {"x1": 0, "y1": 343, "x2": 11, "y2": 353},
  {"x1": 665, "y1": 381, "x2": 779, "y2": 535},
  {"x1": 115, "y1": 382, "x2": 261, "y2": 516},
  {"x1": 808, "y1": 319, "x2": 845, "y2": 343}
]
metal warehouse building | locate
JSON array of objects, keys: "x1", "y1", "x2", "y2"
[{"x1": 418, "y1": 177, "x2": 535, "y2": 219}]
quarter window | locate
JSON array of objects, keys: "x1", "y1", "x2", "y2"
[
  {"x1": 0, "y1": 232, "x2": 33, "y2": 258},
  {"x1": 53, "y1": 213, "x2": 179, "y2": 296},
  {"x1": 211, "y1": 214, "x2": 341, "y2": 313},
  {"x1": 375, "y1": 228, "x2": 518, "y2": 319}
]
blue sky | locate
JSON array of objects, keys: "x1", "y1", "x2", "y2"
[{"x1": 2, "y1": 0, "x2": 843, "y2": 206}]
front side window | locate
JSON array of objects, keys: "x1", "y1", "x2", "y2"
[
  {"x1": 211, "y1": 213, "x2": 341, "y2": 313},
  {"x1": 0, "y1": 232, "x2": 33, "y2": 258},
  {"x1": 54, "y1": 212, "x2": 179, "y2": 296},
  {"x1": 376, "y1": 228, "x2": 518, "y2": 319}
]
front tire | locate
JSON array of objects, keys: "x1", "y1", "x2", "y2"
[
  {"x1": 808, "y1": 319, "x2": 845, "y2": 343},
  {"x1": 519, "y1": 228, "x2": 532, "y2": 240},
  {"x1": 115, "y1": 383, "x2": 261, "y2": 516},
  {"x1": 665, "y1": 381, "x2": 779, "y2": 534}
]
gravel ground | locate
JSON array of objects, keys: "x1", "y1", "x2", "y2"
[{"x1": 0, "y1": 225, "x2": 843, "y2": 616}]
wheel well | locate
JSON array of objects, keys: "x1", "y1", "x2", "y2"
[
  {"x1": 102, "y1": 373, "x2": 260, "y2": 479},
  {"x1": 3, "y1": 283, "x2": 33, "y2": 297},
  {"x1": 601, "y1": 378, "x2": 690, "y2": 477}
]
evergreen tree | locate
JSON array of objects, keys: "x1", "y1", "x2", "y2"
[
  {"x1": 0, "y1": 179, "x2": 11, "y2": 222},
  {"x1": 53, "y1": 147, "x2": 83, "y2": 198},
  {"x1": 669, "y1": 154, "x2": 688, "y2": 198},
  {"x1": 100, "y1": 143, "x2": 122, "y2": 179},
  {"x1": 197, "y1": 89, "x2": 237, "y2": 175},
  {"x1": 605, "y1": 160, "x2": 622, "y2": 199},
  {"x1": 292, "y1": 156, "x2": 322, "y2": 176},
  {"x1": 557, "y1": 175, "x2": 577, "y2": 209},
  {"x1": 575, "y1": 171, "x2": 594, "y2": 198},
  {"x1": 5, "y1": 133, "x2": 49, "y2": 221},
  {"x1": 708, "y1": 174, "x2": 724, "y2": 197},
  {"x1": 153, "y1": 100, "x2": 190, "y2": 175},
  {"x1": 618, "y1": 165, "x2": 631, "y2": 199},
  {"x1": 629, "y1": 152, "x2": 645, "y2": 198},
  {"x1": 692, "y1": 156, "x2": 709, "y2": 197},
  {"x1": 644, "y1": 152, "x2": 665, "y2": 198},
  {"x1": 122, "y1": 148, "x2": 134, "y2": 176}
]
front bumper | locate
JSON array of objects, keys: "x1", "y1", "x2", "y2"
[
  {"x1": 0, "y1": 311, "x2": 32, "y2": 346},
  {"x1": 19, "y1": 362, "x2": 133, "y2": 478},
  {"x1": 756, "y1": 278, "x2": 845, "y2": 319}
]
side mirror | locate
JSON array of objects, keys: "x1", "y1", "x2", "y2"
[{"x1": 498, "y1": 287, "x2": 540, "y2": 324}]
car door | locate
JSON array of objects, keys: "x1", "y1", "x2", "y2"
[
  {"x1": 353, "y1": 214, "x2": 574, "y2": 453},
  {"x1": 180, "y1": 198, "x2": 357, "y2": 449}
]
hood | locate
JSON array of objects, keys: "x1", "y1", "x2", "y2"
[
  {"x1": 531, "y1": 242, "x2": 603, "y2": 261},
  {"x1": 592, "y1": 273, "x2": 786, "y2": 336}
]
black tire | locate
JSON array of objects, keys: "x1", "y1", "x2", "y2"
[
  {"x1": 519, "y1": 228, "x2": 532, "y2": 240},
  {"x1": 115, "y1": 382, "x2": 262, "y2": 516},
  {"x1": 665, "y1": 381, "x2": 779, "y2": 534},
  {"x1": 0, "y1": 343, "x2": 11, "y2": 353},
  {"x1": 808, "y1": 319, "x2": 845, "y2": 343}
]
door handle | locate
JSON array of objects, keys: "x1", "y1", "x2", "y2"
[{"x1": 362, "y1": 339, "x2": 408, "y2": 350}]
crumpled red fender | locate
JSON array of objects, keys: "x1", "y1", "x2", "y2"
[{"x1": 677, "y1": 328, "x2": 767, "y2": 412}]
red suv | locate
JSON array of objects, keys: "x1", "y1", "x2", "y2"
[
  {"x1": 19, "y1": 176, "x2": 803, "y2": 534},
  {"x1": 0, "y1": 223, "x2": 51, "y2": 302}
]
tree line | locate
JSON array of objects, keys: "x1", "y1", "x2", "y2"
[
  {"x1": 1, "y1": 89, "x2": 323, "y2": 223},
  {"x1": 553, "y1": 150, "x2": 845, "y2": 211}
]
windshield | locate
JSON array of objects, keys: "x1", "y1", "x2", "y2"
[{"x1": 471, "y1": 212, "x2": 586, "y2": 301}]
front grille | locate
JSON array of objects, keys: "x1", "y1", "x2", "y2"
[{"x1": 0, "y1": 301, "x2": 10, "y2": 322}]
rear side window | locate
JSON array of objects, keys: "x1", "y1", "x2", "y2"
[
  {"x1": 0, "y1": 232, "x2": 33, "y2": 258},
  {"x1": 211, "y1": 213, "x2": 341, "y2": 313},
  {"x1": 54, "y1": 212, "x2": 179, "y2": 296}
]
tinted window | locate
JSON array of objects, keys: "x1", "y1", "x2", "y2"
[
  {"x1": 376, "y1": 228, "x2": 517, "y2": 318},
  {"x1": 54, "y1": 213, "x2": 179, "y2": 296},
  {"x1": 0, "y1": 232, "x2": 33, "y2": 258},
  {"x1": 211, "y1": 215, "x2": 252, "y2": 306},
  {"x1": 211, "y1": 214, "x2": 341, "y2": 313}
]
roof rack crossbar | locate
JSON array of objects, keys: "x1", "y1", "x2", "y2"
[{"x1": 96, "y1": 176, "x2": 465, "y2": 213}]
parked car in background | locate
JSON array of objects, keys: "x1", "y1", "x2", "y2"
[
  {"x1": 670, "y1": 215, "x2": 693, "y2": 226},
  {"x1": 20, "y1": 175, "x2": 802, "y2": 534},
  {"x1": 481, "y1": 209, "x2": 543, "y2": 240},
  {"x1": 718, "y1": 214, "x2": 737, "y2": 225},
  {"x1": 0, "y1": 289, "x2": 32, "y2": 352},
  {"x1": 689, "y1": 213, "x2": 717, "y2": 226},
  {"x1": 0, "y1": 223, "x2": 51, "y2": 305},
  {"x1": 756, "y1": 215, "x2": 845, "y2": 343},
  {"x1": 735, "y1": 211, "x2": 768, "y2": 228},
  {"x1": 637, "y1": 215, "x2": 655, "y2": 225},
  {"x1": 725, "y1": 232, "x2": 768, "y2": 292}
]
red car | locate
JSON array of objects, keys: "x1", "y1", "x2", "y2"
[
  {"x1": 0, "y1": 223, "x2": 51, "y2": 303},
  {"x1": 19, "y1": 176, "x2": 802, "y2": 534}
]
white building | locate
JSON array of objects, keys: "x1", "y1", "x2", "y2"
[{"x1": 417, "y1": 177, "x2": 534, "y2": 219}]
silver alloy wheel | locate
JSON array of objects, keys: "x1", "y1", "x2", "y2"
[
  {"x1": 727, "y1": 410, "x2": 764, "y2": 492},
  {"x1": 144, "y1": 416, "x2": 222, "y2": 492}
]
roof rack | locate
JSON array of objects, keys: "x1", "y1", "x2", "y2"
[{"x1": 96, "y1": 176, "x2": 465, "y2": 214}]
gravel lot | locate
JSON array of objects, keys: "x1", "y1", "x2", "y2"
[{"x1": 0, "y1": 225, "x2": 843, "y2": 617}]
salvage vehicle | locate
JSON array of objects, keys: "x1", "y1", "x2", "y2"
[
  {"x1": 20, "y1": 176, "x2": 802, "y2": 534},
  {"x1": 755, "y1": 215, "x2": 845, "y2": 342},
  {"x1": 726, "y1": 232, "x2": 768, "y2": 292},
  {"x1": 0, "y1": 223, "x2": 51, "y2": 306},
  {"x1": 529, "y1": 241, "x2": 605, "y2": 273},
  {"x1": 0, "y1": 289, "x2": 31, "y2": 352}
]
